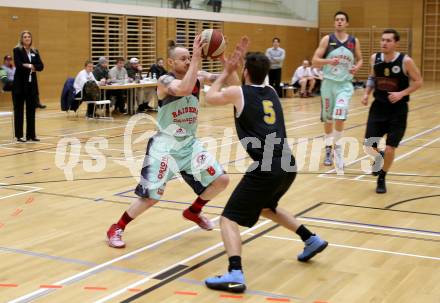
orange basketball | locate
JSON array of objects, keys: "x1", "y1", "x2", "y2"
[{"x1": 201, "y1": 29, "x2": 226, "y2": 59}]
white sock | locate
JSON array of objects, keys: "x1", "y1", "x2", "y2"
[
  {"x1": 324, "y1": 133, "x2": 333, "y2": 147},
  {"x1": 333, "y1": 130, "x2": 343, "y2": 146}
]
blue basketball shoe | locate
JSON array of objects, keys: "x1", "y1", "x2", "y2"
[
  {"x1": 297, "y1": 235, "x2": 328, "y2": 262},
  {"x1": 205, "y1": 269, "x2": 246, "y2": 293}
]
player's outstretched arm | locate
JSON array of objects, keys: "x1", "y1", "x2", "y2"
[
  {"x1": 206, "y1": 36, "x2": 248, "y2": 107},
  {"x1": 205, "y1": 59, "x2": 241, "y2": 106}
]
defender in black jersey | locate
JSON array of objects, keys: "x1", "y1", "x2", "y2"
[
  {"x1": 362, "y1": 29, "x2": 422, "y2": 193},
  {"x1": 203, "y1": 38, "x2": 328, "y2": 293}
]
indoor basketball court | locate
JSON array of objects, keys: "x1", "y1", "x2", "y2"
[{"x1": 0, "y1": 0, "x2": 439, "y2": 302}]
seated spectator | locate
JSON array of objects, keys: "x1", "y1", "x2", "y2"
[
  {"x1": 109, "y1": 57, "x2": 128, "y2": 84},
  {"x1": 352, "y1": 77, "x2": 365, "y2": 89},
  {"x1": 1, "y1": 68, "x2": 13, "y2": 92},
  {"x1": 291, "y1": 60, "x2": 315, "y2": 98},
  {"x1": 1, "y1": 55, "x2": 15, "y2": 92},
  {"x1": 126, "y1": 57, "x2": 153, "y2": 112},
  {"x1": 2, "y1": 55, "x2": 15, "y2": 81},
  {"x1": 93, "y1": 56, "x2": 109, "y2": 82},
  {"x1": 0, "y1": 67, "x2": 10, "y2": 91},
  {"x1": 149, "y1": 58, "x2": 167, "y2": 79},
  {"x1": 125, "y1": 57, "x2": 142, "y2": 81},
  {"x1": 109, "y1": 57, "x2": 128, "y2": 113},
  {"x1": 74, "y1": 60, "x2": 103, "y2": 118}
]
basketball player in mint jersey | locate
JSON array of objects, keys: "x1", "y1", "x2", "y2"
[
  {"x1": 204, "y1": 38, "x2": 328, "y2": 293},
  {"x1": 312, "y1": 11, "x2": 363, "y2": 173},
  {"x1": 362, "y1": 29, "x2": 422, "y2": 193},
  {"x1": 106, "y1": 35, "x2": 230, "y2": 248}
]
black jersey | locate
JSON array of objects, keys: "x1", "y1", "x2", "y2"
[
  {"x1": 234, "y1": 85, "x2": 289, "y2": 161},
  {"x1": 374, "y1": 52, "x2": 410, "y2": 103}
]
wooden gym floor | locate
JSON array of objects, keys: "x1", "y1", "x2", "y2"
[{"x1": 0, "y1": 83, "x2": 439, "y2": 303}]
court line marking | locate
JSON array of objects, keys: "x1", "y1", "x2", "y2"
[
  {"x1": 321, "y1": 175, "x2": 440, "y2": 189},
  {"x1": 0, "y1": 184, "x2": 42, "y2": 200},
  {"x1": 319, "y1": 124, "x2": 440, "y2": 177},
  {"x1": 259, "y1": 234, "x2": 440, "y2": 261},
  {"x1": 198, "y1": 104, "x2": 370, "y2": 146},
  {"x1": 92, "y1": 219, "x2": 272, "y2": 303},
  {"x1": 354, "y1": 135, "x2": 440, "y2": 180},
  {"x1": 6, "y1": 95, "x2": 440, "y2": 301},
  {"x1": 6, "y1": 218, "x2": 220, "y2": 303},
  {"x1": 298, "y1": 217, "x2": 440, "y2": 237}
]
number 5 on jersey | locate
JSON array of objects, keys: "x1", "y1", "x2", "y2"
[{"x1": 262, "y1": 100, "x2": 276, "y2": 125}]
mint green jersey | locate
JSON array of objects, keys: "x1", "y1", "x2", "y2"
[
  {"x1": 156, "y1": 75, "x2": 200, "y2": 140},
  {"x1": 322, "y1": 34, "x2": 356, "y2": 82}
]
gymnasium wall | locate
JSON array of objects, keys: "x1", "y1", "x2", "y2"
[
  {"x1": 0, "y1": 6, "x2": 318, "y2": 105},
  {"x1": 319, "y1": 0, "x2": 424, "y2": 67},
  {"x1": 0, "y1": 7, "x2": 89, "y2": 105}
]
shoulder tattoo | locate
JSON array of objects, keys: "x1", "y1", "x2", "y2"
[{"x1": 159, "y1": 75, "x2": 175, "y2": 87}]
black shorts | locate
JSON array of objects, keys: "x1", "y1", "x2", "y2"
[
  {"x1": 364, "y1": 100, "x2": 408, "y2": 148},
  {"x1": 222, "y1": 157, "x2": 296, "y2": 228}
]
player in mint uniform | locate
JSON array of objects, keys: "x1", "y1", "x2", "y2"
[
  {"x1": 106, "y1": 35, "x2": 230, "y2": 248},
  {"x1": 312, "y1": 11, "x2": 363, "y2": 173}
]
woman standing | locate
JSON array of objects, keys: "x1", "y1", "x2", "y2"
[{"x1": 12, "y1": 30, "x2": 44, "y2": 142}]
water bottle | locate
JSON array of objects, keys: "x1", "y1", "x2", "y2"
[{"x1": 152, "y1": 73, "x2": 157, "y2": 81}]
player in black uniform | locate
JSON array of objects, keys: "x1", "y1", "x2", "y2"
[
  {"x1": 362, "y1": 29, "x2": 422, "y2": 193},
  {"x1": 203, "y1": 38, "x2": 328, "y2": 293}
]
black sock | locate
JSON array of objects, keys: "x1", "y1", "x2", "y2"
[
  {"x1": 379, "y1": 170, "x2": 387, "y2": 180},
  {"x1": 228, "y1": 256, "x2": 242, "y2": 272},
  {"x1": 296, "y1": 224, "x2": 314, "y2": 242}
]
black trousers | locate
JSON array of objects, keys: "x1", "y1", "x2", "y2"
[
  {"x1": 268, "y1": 68, "x2": 282, "y2": 97},
  {"x1": 173, "y1": 0, "x2": 183, "y2": 8},
  {"x1": 111, "y1": 90, "x2": 125, "y2": 112},
  {"x1": 213, "y1": 0, "x2": 222, "y2": 12},
  {"x1": 12, "y1": 91, "x2": 36, "y2": 139}
]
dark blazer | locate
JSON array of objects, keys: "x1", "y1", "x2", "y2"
[
  {"x1": 12, "y1": 46, "x2": 44, "y2": 96},
  {"x1": 149, "y1": 64, "x2": 167, "y2": 78}
]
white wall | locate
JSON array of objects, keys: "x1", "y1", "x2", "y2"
[
  {"x1": 281, "y1": 0, "x2": 318, "y2": 22},
  {"x1": 0, "y1": 0, "x2": 318, "y2": 27}
]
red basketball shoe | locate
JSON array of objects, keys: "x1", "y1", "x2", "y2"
[
  {"x1": 107, "y1": 224, "x2": 126, "y2": 248},
  {"x1": 182, "y1": 208, "x2": 214, "y2": 230}
]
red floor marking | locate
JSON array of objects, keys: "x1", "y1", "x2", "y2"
[
  {"x1": 128, "y1": 288, "x2": 141, "y2": 292},
  {"x1": 25, "y1": 197, "x2": 34, "y2": 204},
  {"x1": 175, "y1": 291, "x2": 198, "y2": 296},
  {"x1": 0, "y1": 284, "x2": 18, "y2": 287},
  {"x1": 314, "y1": 301, "x2": 328, "y2": 303},
  {"x1": 219, "y1": 294, "x2": 243, "y2": 299},
  {"x1": 84, "y1": 286, "x2": 108, "y2": 291},
  {"x1": 11, "y1": 209, "x2": 23, "y2": 217},
  {"x1": 0, "y1": 223, "x2": 4, "y2": 229},
  {"x1": 266, "y1": 298, "x2": 290, "y2": 302},
  {"x1": 40, "y1": 285, "x2": 63, "y2": 289}
]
